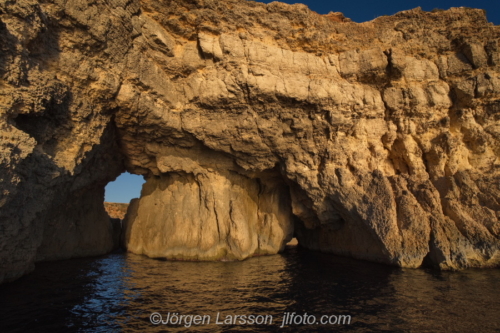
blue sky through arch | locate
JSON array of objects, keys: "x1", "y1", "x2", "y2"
[{"x1": 105, "y1": 172, "x2": 145, "y2": 204}]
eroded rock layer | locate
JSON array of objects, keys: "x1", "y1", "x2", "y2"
[
  {"x1": 123, "y1": 165, "x2": 294, "y2": 260},
  {"x1": 1, "y1": 0, "x2": 500, "y2": 282},
  {"x1": 104, "y1": 202, "x2": 129, "y2": 220}
]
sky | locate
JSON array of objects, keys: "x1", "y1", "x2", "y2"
[
  {"x1": 257, "y1": 0, "x2": 499, "y2": 24},
  {"x1": 105, "y1": 172, "x2": 145, "y2": 203},
  {"x1": 104, "y1": 0, "x2": 499, "y2": 204}
]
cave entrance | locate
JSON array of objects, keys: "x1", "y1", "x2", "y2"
[
  {"x1": 104, "y1": 172, "x2": 145, "y2": 220},
  {"x1": 119, "y1": 165, "x2": 301, "y2": 260}
]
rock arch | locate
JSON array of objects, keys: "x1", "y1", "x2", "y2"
[{"x1": 1, "y1": 0, "x2": 500, "y2": 283}]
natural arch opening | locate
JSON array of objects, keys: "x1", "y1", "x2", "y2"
[
  {"x1": 101, "y1": 171, "x2": 146, "y2": 254},
  {"x1": 105, "y1": 172, "x2": 145, "y2": 204},
  {"x1": 104, "y1": 172, "x2": 145, "y2": 220},
  {"x1": 121, "y1": 165, "x2": 298, "y2": 261}
]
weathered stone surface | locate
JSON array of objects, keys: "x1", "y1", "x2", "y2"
[
  {"x1": 123, "y1": 167, "x2": 294, "y2": 260},
  {"x1": 1, "y1": 0, "x2": 500, "y2": 283},
  {"x1": 0, "y1": 0, "x2": 128, "y2": 283},
  {"x1": 36, "y1": 186, "x2": 115, "y2": 262},
  {"x1": 104, "y1": 202, "x2": 129, "y2": 220}
]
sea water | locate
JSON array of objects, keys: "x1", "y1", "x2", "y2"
[{"x1": 1, "y1": 245, "x2": 499, "y2": 332}]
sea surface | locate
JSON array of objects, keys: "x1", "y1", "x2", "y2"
[{"x1": 1, "y1": 245, "x2": 499, "y2": 332}]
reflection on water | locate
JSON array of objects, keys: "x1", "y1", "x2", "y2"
[{"x1": 1, "y1": 246, "x2": 499, "y2": 332}]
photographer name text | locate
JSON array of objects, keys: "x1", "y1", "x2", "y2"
[{"x1": 150, "y1": 311, "x2": 351, "y2": 328}]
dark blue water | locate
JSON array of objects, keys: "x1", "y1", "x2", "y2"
[{"x1": 1, "y1": 245, "x2": 499, "y2": 332}]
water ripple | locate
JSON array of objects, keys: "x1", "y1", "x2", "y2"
[{"x1": 1, "y1": 246, "x2": 499, "y2": 332}]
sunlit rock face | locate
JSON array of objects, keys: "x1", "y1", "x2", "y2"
[
  {"x1": 123, "y1": 163, "x2": 294, "y2": 260},
  {"x1": 1, "y1": 0, "x2": 500, "y2": 283},
  {"x1": 0, "y1": 0, "x2": 127, "y2": 283},
  {"x1": 114, "y1": 2, "x2": 500, "y2": 269}
]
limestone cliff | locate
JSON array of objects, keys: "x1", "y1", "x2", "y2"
[
  {"x1": 104, "y1": 202, "x2": 129, "y2": 220},
  {"x1": 1, "y1": 0, "x2": 500, "y2": 283},
  {"x1": 123, "y1": 169, "x2": 294, "y2": 260}
]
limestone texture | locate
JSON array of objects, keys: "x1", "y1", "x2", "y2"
[
  {"x1": 104, "y1": 202, "x2": 129, "y2": 220},
  {"x1": 122, "y1": 162, "x2": 294, "y2": 260},
  {"x1": 1, "y1": 0, "x2": 500, "y2": 283}
]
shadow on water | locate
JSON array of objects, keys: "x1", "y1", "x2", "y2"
[{"x1": 1, "y1": 246, "x2": 499, "y2": 332}]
